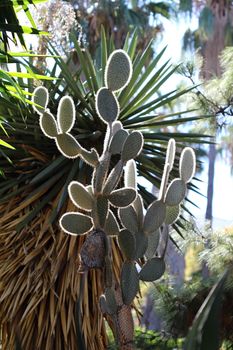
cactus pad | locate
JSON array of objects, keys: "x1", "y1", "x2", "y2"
[
  {"x1": 118, "y1": 229, "x2": 136, "y2": 260},
  {"x1": 165, "y1": 204, "x2": 180, "y2": 225},
  {"x1": 39, "y1": 111, "x2": 58, "y2": 139},
  {"x1": 124, "y1": 160, "x2": 137, "y2": 189},
  {"x1": 103, "y1": 160, "x2": 124, "y2": 194},
  {"x1": 179, "y1": 147, "x2": 196, "y2": 183},
  {"x1": 145, "y1": 229, "x2": 160, "y2": 259},
  {"x1": 165, "y1": 178, "x2": 186, "y2": 206},
  {"x1": 32, "y1": 86, "x2": 49, "y2": 114},
  {"x1": 143, "y1": 200, "x2": 166, "y2": 235},
  {"x1": 55, "y1": 133, "x2": 81, "y2": 158},
  {"x1": 104, "y1": 210, "x2": 120, "y2": 236},
  {"x1": 134, "y1": 231, "x2": 148, "y2": 259},
  {"x1": 121, "y1": 261, "x2": 139, "y2": 305},
  {"x1": 104, "y1": 288, "x2": 118, "y2": 315},
  {"x1": 109, "y1": 129, "x2": 128, "y2": 155},
  {"x1": 108, "y1": 188, "x2": 136, "y2": 207},
  {"x1": 93, "y1": 196, "x2": 109, "y2": 228},
  {"x1": 139, "y1": 257, "x2": 165, "y2": 282},
  {"x1": 133, "y1": 195, "x2": 144, "y2": 229},
  {"x1": 57, "y1": 96, "x2": 75, "y2": 133},
  {"x1": 119, "y1": 205, "x2": 138, "y2": 233},
  {"x1": 121, "y1": 131, "x2": 144, "y2": 162},
  {"x1": 68, "y1": 181, "x2": 93, "y2": 211},
  {"x1": 96, "y1": 87, "x2": 119, "y2": 124},
  {"x1": 59, "y1": 212, "x2": 93, "y2": 235},
  {"x1": 165, "y1": 138, "x2": 176, "y2": 171},
  {"x1": 105, "y1": 49, "x2": 132, "y2": 92},
  {"x1": 81, "y1": 148, "x2": 99, "y2": 167}
]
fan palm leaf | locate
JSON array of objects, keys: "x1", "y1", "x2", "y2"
[{"x1": 0, "y1": 32, "x2": 211, "y2": 349}]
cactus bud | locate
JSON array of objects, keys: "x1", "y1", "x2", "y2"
[
  {"x1": 121, "y1": 261, "x2": 139, "y2": 305},
  {"x1": 105, "y1": 49, "x2": 132, "y2": 92},
  {"x1": 121, "y1": 131, "x2": 144, "y2": 162},
  {"x1": 59, "y1": 212, "x2": 93, "y2": 235},
  {"x1": 39, "y1": 111, "x2": 58, "y2": 139},
  {"x1": 165, "y1": 178, "x2": 186, "y2": 206},
  {"x1": 68, "y1": 181, "x2": 93, "y2": 211},
  {"x1": 57, "y1": 96, "x2": 75, "y2": 133},
  {"x1": 179, "y1": 147, "x2": 196, "y2": 183},
  {"x1": 32, "y1": 86, "x2": 49, "y2": 114},
  {"x1": 143, "y1": 200, "x2": 166, "y2": 235},
  {"x1": 96, "y1": 87, "x2": 119, "y2": 124},
  {"x1": 139, "y1": 257, "x2": 165, "y2": 282}
]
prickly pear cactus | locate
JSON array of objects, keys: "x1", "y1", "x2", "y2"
[{"x1": 33, "y1": 49, "x2": 196, "y2": 350}]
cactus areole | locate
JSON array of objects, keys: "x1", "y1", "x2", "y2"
[{"x1": 33, "y1": 49, "x2": 196, "y2": 349}]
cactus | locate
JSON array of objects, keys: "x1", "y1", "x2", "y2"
[
  {"x1": 121, "y1": 261, "x2": 139, "y2": 305},
  {"x1": 68, "y1": 181, "x2": 93, "y2": 211},
  {"x1": 57, "y1": 96, "x2": 75, "y2": 133},
  {"x1": 39, "y1": 111, "x2": 58, "y2": 139},
  {"x1": 139, "y1": 257, "x2": 165, "y2": 282},
  {"x1": 104, "y1": 210, "x2": 120, "y2": 236},
  {"x1": 118, "y1": 229, "x2": 136, "y2": 260},
  {"x1": 59, "y1": 212, "x2": 93, "y2": 235},
  {"x1": 96, "y1": 87, "x2": 119, "y2": 124},
  {"x1": 143, "y1": 200, "x2": 166, "y2": 235},
  {"x1": 165, "y1": 178, "x2": 186, "y2": 206},
  {"x1": 179, "y1": 147, "x2": 196, "y2": 183},
  {"x1": 108, "y1": 188, "x2": 136, "y2": 208},
  {"x1": 124, "y1": 160, "x2": 137, "y2": 189},
  {"x1": 33, "y1": 48, "x2": 197, "y2": 349},
  {"x1": 32, "y1": 86, "x2": 49, "y2": 114},
  {"x1": 121, "y1": 131, "x2": 144, "y2": 162},
  {"x1": 119, "y1": 205, "x2": 138, "y2": 233},
  {"x1": 55, "y1": 133, "x2": 81, "y2": 158},
  {"x1": 105, "y1": 49, "x2": 132, "y2": 92}
]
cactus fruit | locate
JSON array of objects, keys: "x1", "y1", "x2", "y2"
[
  {"x1": 39, "y1": 111, "x2": 58, "y2": 139},
  {"x1": 121, "y1": 261, "x2": 139, "y2": 305},
  {"x1": 165, "y1": 204, "x2": 180, "y2": 225},
  {"x1": 145, "y1": 229, "x2": 160, "y2": 259},
  {"x1": 96, "y1": 87, "x2": 119, "y2": 124},
  {"x1": 165, "y1": 178, "x2": 186, "y2": 206},
  {"x1": 179, "y1": 147, "x2": 196, "y2": 183},
  {"x1": 108, "y1": 188, "x2": 136, "y2": 208},
  {"x1": 118, "y1": 229, "x2": 136, "y2": 260},
  {"x1": 57, "y1": 96, "x2": 75, "y2": 133},
  {"x1": 59, "y1": 212, "x2": 93, "y2": 235},
  {"x1": 109, "y1": 129, "x2": 128, "y2": 155},
  {"x1": 55, "y1": 133, "x2": 81, "y2": 158},
  {"x1": 119, "y1": 205, "x2": 138, "y2": 233},
  {"x1": 105, "y1": 49, "x2": 132, "y2": 92},
  {"x1": 32, "y1": 86, "x2": 49, "y2": 114},
  {"x1": 124, "y1": 160, "x2": 137, "y2": 189},
  {"x1": 143, "y1": 200, "x2": 166, "y2": 235},
  {"x1": 68, "y1": 181, "x2": 93, "y2": 211},
  {"x1": 104, "y1": 210, "x2": 120, "y2": 236},
  {"x1": 121, "y1": 131, "x2": 144, "y2": 162},
  {"x1": 139, "y1": 257, "x2": 165, "y2": 282},
  {"x1": 165, "y1": 138, "x2": 176, "y2": 171}
]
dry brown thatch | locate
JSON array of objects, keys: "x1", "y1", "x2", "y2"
[{"x1": 0, "y1": 150, "x2": 124, "y2": 350}]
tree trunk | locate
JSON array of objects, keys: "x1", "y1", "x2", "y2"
[{"x1": 205, "y1": 142, "x2": 216, "y2": 221}]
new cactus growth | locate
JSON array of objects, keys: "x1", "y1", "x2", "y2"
[{"x1": 33, "y1": 48, "x2": 197, "y2": 349}]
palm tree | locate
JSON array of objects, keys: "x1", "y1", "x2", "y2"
[
  {"x1": 0, "y1": 30, "x2": 210, "y2": 349},
  {"x1": 181, "y1": 0, "x2": 233, "y2": 223}
]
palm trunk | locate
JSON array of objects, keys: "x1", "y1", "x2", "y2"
[{"x1": 205, "y1": 142, "x2": 216, "y2": 221}]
